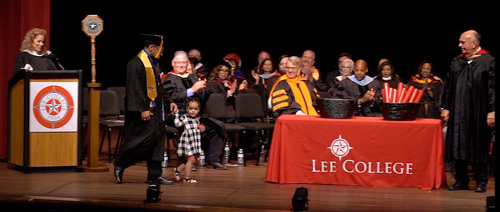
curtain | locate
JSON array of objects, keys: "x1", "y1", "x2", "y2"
[{"x1": 0, "y1": 0, "x2": 51, "y2": 159}]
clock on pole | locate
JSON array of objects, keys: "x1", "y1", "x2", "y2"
[
  {"x1": 82, "y1": 15, "x2": 103, "y2": 83},
  {"x1": 82, "y1": 15, "x2": 103, "y2": 37},
  {"x1": 79, "y1": 14, "x2": 108, "y2": 172}
]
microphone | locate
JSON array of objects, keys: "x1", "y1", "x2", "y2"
[
  {"x1": 46, "y1": 50, "x2": 65, "y2": 70},
  {"x1": 46, "y1": 50, "x2": 59, "y2": 61}
]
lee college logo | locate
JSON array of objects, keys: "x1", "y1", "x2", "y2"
[
  {"x1": 312, "y1": 134, "x2": 414, "y2": 174},
  {"x1": 32, "y1": 85, "x2": 75, "y2": 129},
  {"x1": 327, "y1": 135, "x2": 353, "y2": 161}
]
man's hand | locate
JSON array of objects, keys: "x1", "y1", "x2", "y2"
[
  {"x1": 359, "y1": 88, "x2": 375, "y2": 104},
  {"x1": 191, "y1": 78, "x2": 206, "y2": 93},
  {"x1": 170, "y1": 103, "x2": 178, "y2": 114},
  {"x1": 296, "y1": 110, "x2": 307, "y2": 115},
  {"x1": 487, "y1": 112, "x2": 495, "y2": 127},
  {"x1": 141, "y1": 110, "x2": 152, "y2": 121},
  {"x1": 441, "y1": 109, "x2": 450, "y2": 122}
]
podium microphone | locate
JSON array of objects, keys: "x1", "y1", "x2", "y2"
[
  {"x1": 46, "y1": 50, "x2": 65, "y2": 70},
  {"x1": 46, "y1": 50, "x2": 57, "y2": 59}
]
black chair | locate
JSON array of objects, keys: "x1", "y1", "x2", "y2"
[
  {"x1": 99, "y1": 90, "x2": 124, "y2": 162},
  {"x1": 205, "y1": 93, "x2": 245, "y2": 162},
  {"x1": 107, "y1": 86, "x2": 126, "y2": 115},
  {"x1": 106, "y1": 87, "x2": 126, "y2": 158},
  {"x1": 235, "y1": 92, "x2": 274, "y2": 165}
]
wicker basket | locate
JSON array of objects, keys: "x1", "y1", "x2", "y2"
[
  {"x1": 379, "y1": 103, "x2": 422, "y2": 121},
  {"x1": 316, "y1": 98, "x2": 356, "y2": 119}
]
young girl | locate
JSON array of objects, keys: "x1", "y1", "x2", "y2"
[{"x1": 173, "y1": 97, "x2": 204, "y2": 183}]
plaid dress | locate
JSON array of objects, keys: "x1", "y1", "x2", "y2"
[{"x1": 174, "y1": 113, "x2": 202, "y2": 157}]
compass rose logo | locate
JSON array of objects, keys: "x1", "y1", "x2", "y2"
[
  {"x1": 33, "y1": 85, "x2": 75, "y2": 129},
  {"x1": 327, "y1": 135, "x2": 354, "y2": 161}
]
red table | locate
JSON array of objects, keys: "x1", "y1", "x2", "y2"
[{"x1": 266, "y1": 115, "x2": 447, "y2": 190}]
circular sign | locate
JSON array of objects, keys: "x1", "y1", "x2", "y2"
[
  {"x1": 33, "y1": 85, "x2": 75, "y2": 129},
  {"x1": 82, "y1": 15, "x2": 103, "y2": 37},
  {"x1": 327, "y1": 135, "x2": 354, "y2": 161}
]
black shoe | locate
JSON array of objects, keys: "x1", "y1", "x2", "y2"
[
  {"x1": 114, "y1": 165, "x2": 123, "y2": 184},
  {"x1": 447, "y1": 181, "x2": 469, "y2": 191},
  {"x1": 474, "y1": 182, "x2": 487, "y2": 193},
  {"x1": 209, "y1": 161, "x2": 227, "y2": 170},
  {"x1": 148, "y1": 176, "x2": 173, "y2": 185}
]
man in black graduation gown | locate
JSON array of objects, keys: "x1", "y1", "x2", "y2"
[
  {"x1": 334, "y1": 59, "x2": 382, "y2": 117},
  {"x1": 442, "y1": 30, "x2": 495, "y2": 193},
  {"x1": 114, "y1": 35, "x2": 176, "y2": 185}
]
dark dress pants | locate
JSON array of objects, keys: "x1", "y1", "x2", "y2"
[
  {"x1": 202, "y1": 123, "x2": 223, "y2": 163},
  {"x1": 454, "y1": 159, "x2": 489, "y2": 184}
]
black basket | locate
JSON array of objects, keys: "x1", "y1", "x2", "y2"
[
  {"x1": 379, "y1": 103, "x2": 422, "y2": 121},
  {"x1": 316, "y1": 98, "x2": 356, "y2": 119}
]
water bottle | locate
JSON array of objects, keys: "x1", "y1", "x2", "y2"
[
  {"x1": 222, "y1": 141, "x2": 230, "y2": 164},
  {"x1": 258, "y1": 143, "x2": 266, "y2": 165},
  {"x1": 161, "y1": 151, "x2": 168, "y2": 168},
  {"x1": 237, "y1": 149, "x2": 244, "y2": 166},
  {"x1": 199, "y1": 150, "x2": 205, "y2": 167}
]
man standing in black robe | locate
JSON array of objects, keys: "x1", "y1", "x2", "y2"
[
  {"x1": 114, "y1": 35, "x2": 176, "y2": 185},
  {"x1": 442, "y1": 30, "x2": 495, "y2": 193}
]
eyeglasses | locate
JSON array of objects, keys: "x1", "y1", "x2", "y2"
[{"x1": 285, "y1": 66, "x2": 298, "y2": 70}]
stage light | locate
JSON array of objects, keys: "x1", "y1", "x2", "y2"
[
  {"x1": 292, "y1": 187, "x2": 309, "y2": 211},
  {"x1": 486, "y1": 196, "x2": 495, "y2": 212}
]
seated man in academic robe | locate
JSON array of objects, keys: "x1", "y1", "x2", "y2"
[
  {"x1": 334, "y1": 59, "x2": 382, "y2": 117},
  {"x1": 163, "y1": 51, "x2": 228, "y2": 170},
  {"x1": 269, "y1": 56, "x2": 319, "y2": 118}
]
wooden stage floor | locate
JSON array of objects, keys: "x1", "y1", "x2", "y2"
[{"x1": 0, "y1": 159, "x2": 495, "y2": 212}]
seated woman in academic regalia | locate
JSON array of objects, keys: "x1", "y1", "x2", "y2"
[
  {"x1": 374, "y1": 60, "x2": 403, "y2": 89},
  {"x1": 14, "y1": 28, "x2": 58, "y2": 74},
  {"x1": 206, "y1": 61, "x2": 249, "y2": 120},
  {"x1": 408, "y1": 61, "x2": 444, "y2": 119}
]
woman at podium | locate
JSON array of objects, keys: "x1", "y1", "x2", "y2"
[{"x1": 14, "y1": 28, "x2": 57, "y2": 73}]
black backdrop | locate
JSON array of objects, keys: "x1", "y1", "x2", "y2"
[{"x1": 50, "y1": 1, "x2": 497, "y2": 88}]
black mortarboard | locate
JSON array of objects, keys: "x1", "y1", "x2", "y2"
[
  {"x1": 141, "y1": 34, "x2": 166, "y2": 59},
  {"x1": 221, "y1": 59, "x2": 232, "y2": 70},
  {"x1": 141, "y1": 34, "x2": 163, "y2": 46}
]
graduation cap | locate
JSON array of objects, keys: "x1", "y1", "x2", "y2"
[
  {"x1": 141, "y1": 34, "x2": 165, "y2": 59},
  {"x1": 141, "y1": 34, "x2": 164, "y2": 47},
  {"x1": 222, "y1": 59, "x2": 231, "y2": 68}
]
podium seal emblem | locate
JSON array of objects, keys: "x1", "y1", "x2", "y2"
[{"x1": 33, "y1": 85, "x2": 75, "y2": 129}]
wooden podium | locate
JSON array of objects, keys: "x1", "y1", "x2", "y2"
[{"x1": 8, "y1": 70, "x2": 83, "y2": 171}]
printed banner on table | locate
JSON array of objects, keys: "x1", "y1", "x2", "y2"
[
  {"x1": 29, "y1": 82, "x2": 79, "y2": 132},
  {"x1": 266, "y1": 115, "x2": 446, "y2": 190}
]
